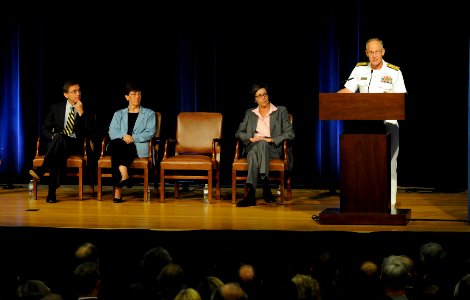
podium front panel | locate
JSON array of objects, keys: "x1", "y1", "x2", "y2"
[{"x1": 340, "y1": 134, "x2": 391, "y2": 212}]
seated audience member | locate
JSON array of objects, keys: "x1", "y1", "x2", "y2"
[
  {"x1": 157, "y1": 263, "x2": 186, "y2": 300},
  {"x1": 196, "y1": 276, "x2": 224, "y2": 300},
  {"x1": 174, "y1": 287, "x2": 202, "y2": 300},
  {"x1": 73, "y1": 261, "x2": 100, "y2": 300},
  {"x1": 415, "y1": 242, "x2": 453, "y2": 299},
  {"x1": 40, "y1": 293, "x2": 63, "y2": 300},
  {"x1": 17, "y1": 280, "x2": 51, "y2": 300},
  {"x1": 127, "y1": 246, "x2": 173, "y2": 300},
  {"x1": 291, "y1": 274, "x2": 321, "y2": 300},
  {"x1": 454, "y1": 274, "x2": 470, "y2": 300},
  {"x1": 381, "y1": 255, "x2": 410, "y2": 299},
  {"x1": 211, "y1": 282, "x2": 247, "y2": 300},
  {"x1": 74, "y1": 242, "x2": 99, "y2": 266},
  {"x1": 237, "y1": 264, "x2": 260, "y2": 299}
]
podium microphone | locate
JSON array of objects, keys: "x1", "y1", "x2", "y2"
[{"x1": 368, "y1": 69, "x2": 373, "y2": 93}]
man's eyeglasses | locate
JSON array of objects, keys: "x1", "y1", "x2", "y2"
[
  {"x1": 256, "y1": 93, "x2": 268, "y2": 99},
  {"x1": 129, "y1": 92, "x2": 142, "y2": 96},
  {"x1": 367, "y1": 50, "x2": 382, "y2": 56},
  {"x1": 68, "y1": 89, "x2": 80, "y2": 94}
]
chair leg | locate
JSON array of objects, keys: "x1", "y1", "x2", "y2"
[
  {"x1": 97, "y1": 167, "x2": 102, "y2": 201},
  {"x1": 33, "y1": 179, "x2": 38, "y2": 200},
  {"x1": 216, "y1": 168, "x2": 221, "y2": 200},
  {"x1": 174, "y1": 180, "x2": 179, "y2": 199},
  {"x1": 232, "y1": 170, "x2": 237, "y2": 204},
  {"x1": 143, "y1": 168, "x2": 149, "y2": 202},
  {"x1": 88, "y1": 167, "x2": 95, "y2": 197},
  {"x1": 208, "y1": 170, "x2": 213, "y2": 203},
  {"x1": 160, "y1": 169, "x2": 165, "y2": 203},
  {"x1": 287, "y1": 175, "x2": 292, "y2": 203},
  {"x1": 279, "y1": 172, "x2": 285, "y2": 204},
  {"x1": 78, "y1": 166, "x2": 83, "y2": 200}
]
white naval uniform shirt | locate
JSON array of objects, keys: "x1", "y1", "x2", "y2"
[{"x1": 344, "y1": 59, "x2": 407, "y2": 125}]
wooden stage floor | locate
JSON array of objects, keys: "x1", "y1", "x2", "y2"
[
  {"x1": 0, "y1": 184, "x2": 468, "y2": 232},
  {"x1": 1, "y1": 184, "x2": 469, "y2": 300}
]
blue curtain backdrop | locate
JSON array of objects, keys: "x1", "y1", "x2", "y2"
[
  {"x1": 0, "y1": 20, "x2": 24, "y2": 185},
  {"x1": 1, "y1": 3, "x2": 468, "y2": 191}
]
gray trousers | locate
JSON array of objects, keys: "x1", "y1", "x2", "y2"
[{"x1": 246, "y1": 140, "x2": 280, "y2": 188}]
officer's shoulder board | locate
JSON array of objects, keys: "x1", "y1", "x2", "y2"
[
  {"x1": 356, "y1": 62, "x2": 368, "y2": 67},
  {"x1": 387, "y1": 63, "x2": 400, "y2": 71}
]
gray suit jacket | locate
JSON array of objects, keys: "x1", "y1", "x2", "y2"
[{"x1": 235, "y1": 106, "x2": 295, "y2": 170}]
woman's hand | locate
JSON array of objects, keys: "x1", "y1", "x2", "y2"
[
  {"x1": 122, "y1": 134, "x2": 134, "y2": 144},
  {"x1": 249, "y1": 136, "x2": 273, "y2": 143}
]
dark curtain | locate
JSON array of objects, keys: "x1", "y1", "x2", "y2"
[{"x1": 1, "y1": 2, "x2": 468, "y2": 191}]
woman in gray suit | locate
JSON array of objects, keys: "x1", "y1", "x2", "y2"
[
  {"x1": 235, "y1": 83, "x2": 295, "y2": 207},
  {"x1": 107, "y1": 83, "x2": 156, "y2": 203}
]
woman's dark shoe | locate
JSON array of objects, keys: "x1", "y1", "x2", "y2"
[
  {"x1": 118, "y1": 178, "x2": 132, "y2": 188},
  {"x1": 113, "y1": 197, "x2": 123, "y2": 203},
  {"x1": 263, "y1": 190, "x2": 276, "y2": 203},
  {"x1": 236, "y1": 183, "x2": 256, "y2": 207}
]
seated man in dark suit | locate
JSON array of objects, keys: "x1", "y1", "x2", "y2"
[{"x1": 29, "y1": 80, "x2": 89, "y2": 203}]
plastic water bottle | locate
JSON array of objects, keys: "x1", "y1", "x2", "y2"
[
  {"x1": 203, "y1": 184, "x2": 209, "y2": 205},
  {"x1": 28, "y1": 180, "x2": 34, "y2": 200},
  {"x1": 276, "y1": 185, "x2": 281, "y2": 202}
]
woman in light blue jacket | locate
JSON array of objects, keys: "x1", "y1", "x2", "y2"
[{"x1": 107, "y1": 83, "x2": 156, "y2": 203}]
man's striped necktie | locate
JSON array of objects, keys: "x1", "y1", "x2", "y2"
[{"x1": 63, "y1": 106, "x2": 75, "y2": 137}]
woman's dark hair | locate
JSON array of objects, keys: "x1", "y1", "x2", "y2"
[
  {"x1": 250, "y1": 83, "x2": 268, "y2": 99},
  {"x1": 124, "y1": 82, "x2": 142, "y2": 94}
]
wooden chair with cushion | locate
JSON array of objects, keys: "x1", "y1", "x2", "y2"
[
  {"x1": 32, "y1": 136, "x2": 86, "y2": 200},
  {"x1": 160, "y1": 112, "x2": 223, "y2": 203},
  {"x1": 96, "y1": 112, "x2": 161, "y2": 202},
  {"x1": 232, "y1": 113, "x2": 293, "y2": 204},
  {"x1": 152, "y1": 112, "x2": 163, "y2": 191}
]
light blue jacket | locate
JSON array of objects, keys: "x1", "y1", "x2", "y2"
[{"x1": 108, "y1": 107, "x2": 156, "y2": 158}]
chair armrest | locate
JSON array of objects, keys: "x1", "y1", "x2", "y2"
[
  {"x1": 234, "y1": 139, "x2": 242, "y2": 160},
  {"x1": 212, "y1": 138, "x2": 222, "y2": 162},
  {"x1": 100, "y1": 136, "x2": 109, "y2": 158},
  {"x1": 35, "y1": 136, "x2": 41, "y2": 156},
  {"x1": 162, "y1": 138, "x2": 176, "y2": 159},
  {"x1": 83, "y1": 139, "x2": 88, "y2": 156},
  {"x1": 283, "y1": 140, "x2": 289, "y2": 162}
]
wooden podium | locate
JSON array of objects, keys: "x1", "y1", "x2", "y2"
[{"x1": 318, "y1": 93, "x2": 411, "y2": 225}]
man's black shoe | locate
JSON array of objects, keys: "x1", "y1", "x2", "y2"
[
  {"x1": 236, "y1": 197, "x2": 256, "y2": 207},
  {"x1": 113, "y1": 197, "x2": 123, "y2": 203},
  {"x1": 46, "y1": 194, "x2": 57, "y2": 203}
]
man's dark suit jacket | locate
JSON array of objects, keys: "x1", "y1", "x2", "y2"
[{"x1": 41, "y1": 101, "x2": 88, "y2": 142}]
